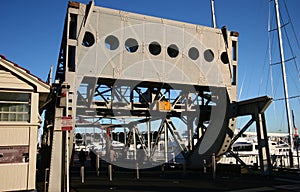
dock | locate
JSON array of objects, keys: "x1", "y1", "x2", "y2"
[{"x1": 63, "y1": 152, "x2": 300, "y2": 192}]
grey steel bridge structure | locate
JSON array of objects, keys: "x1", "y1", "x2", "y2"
[{"x1": 41, "y1": 1, "x2": 272, "y2": 191}]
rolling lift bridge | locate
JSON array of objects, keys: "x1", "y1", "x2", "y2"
[{"x1": 41, "y1": 1, "x2": 273, "y2": 191}]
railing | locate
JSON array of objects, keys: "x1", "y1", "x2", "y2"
[{"x1": 219, "y1": 153, "x2": 300, "y2": 170}]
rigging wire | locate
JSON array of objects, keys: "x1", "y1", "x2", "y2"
[
  {"x1": 273, "y1": 95, "x2": 300, "y2": 101},
  {"x1": 267, "y1": 1, "x2": 300, "y2": 99},
  {"x1": 268, "y1": 0, "x2": 278, "y2": 123},
  {"x1": 258, "y1": 7, "x2": 272, "y2": 96},
  {"x1": 258, "y1": 0, "x2": 300, "y2": 134},
  {"x1": 259, "y1": 37, "x2": 270, "y2": 95},
  {"x1": 286, "y1": 63, "x2": 300, "y2": 93},
  {"x1": 283, "y1": 0, "x2": 300, "y2": 50},
  {"x1": 267, "y1": 0, "x2": 300, "y2": 134},
  {"x1": 279, "y1": 12, "x2": 300, "y2": 83},
  {"x1": 268, "y1": 1, "x2": 300, "y2": 82},
  {"x1": 259, "y1": 1, "x2": 275, "y2": 96}
]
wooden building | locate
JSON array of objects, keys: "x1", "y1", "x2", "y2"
[{"x1": 0, "y1": 55, "x2": 50, "y2": 191}]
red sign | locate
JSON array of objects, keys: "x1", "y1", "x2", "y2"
[
  {"x1": 294, "y1": 127, "x2": 299, "y2": 137},
  {"x1": 62, "y1": 116, "x2": 73, "y2": 131}
]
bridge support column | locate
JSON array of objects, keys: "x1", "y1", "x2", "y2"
[
  {"x1": 230, "y1": 96, "x2": 273, "y2": 176},
  {"x1": 255, "y1": 112, "x2": 272, "y2": 175}
]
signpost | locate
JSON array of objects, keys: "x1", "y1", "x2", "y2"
[{"x1": 62, "y1": 116, "x2": 72, "y2": 131}]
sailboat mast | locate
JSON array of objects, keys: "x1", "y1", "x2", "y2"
[
  {"x1": 274, "y1": 0, "x2": 294, "y2": 152},
  {"x1": 210, "y1": 0, "x2": 217, "y2": 28}
]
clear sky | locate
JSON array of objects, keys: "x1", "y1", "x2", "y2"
[{"x1": 1, "y1": 0, "x2": 300, "y2": 134}]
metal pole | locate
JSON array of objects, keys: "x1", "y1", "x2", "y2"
[
  {"x1": 292, "y1": 110, "x2": 300, "y2": 171},
  {"x1": 297, "y1": 140, "x2": 300, "y2": 172},
  {"x1": 44, "y1": 168, "x2": 49, "y2": 192},
  {"x1": 108, "y1": 164, "x2": 113, "y2": 181},
  {"x1": 212, "y1": 153, "x2": 216, "y2": 179},
  {"x1": 210, "y1": 0, "x2": 217, "y2": 28},
  {"x1": 66, "y1": 130, "x2": 69, "y2": 191},
  {"x1": 147, "y1": 120, "x2": 151, "y2": 157},
  {"x1": 274, "y1": 0, "x2": 294, "y2": 166},
  {"x1": 203, "y1": 159, "x2": 207, "y2": 174},
  {"x1": 48, "y1": 66, "x2": 53, "y2": 86},
  {"x1": 81, "y1": 166, "x2": 85, "y2": 183},
  {"x1": 96, "y1": 154, "x2": 100, "y2": 176},
  {"x1": 133, "y1": 127, "x2": 137, "y2": 160},
  {"x1": 66, "y1": 92, "x2": 69, "y2": 192},
  {"x1": 164, "y1": 121, "x2": 168, "y2": 163},
  {"x1": 136, "y1": 162, "x2": 140, "y2": 180}
]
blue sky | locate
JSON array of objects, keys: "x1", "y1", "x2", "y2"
[{"x1": 1, "y1": 0, "x2": 300, "y2": 134}]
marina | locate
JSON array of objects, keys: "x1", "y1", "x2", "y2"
[{"x1": 74, "y1": 129, "x2": 300, "y2": 170}]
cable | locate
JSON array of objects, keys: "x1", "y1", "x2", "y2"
[
  {"x1": 273, "y1": 94, "x2": 300, "y2": 101},
  {"x1": 283, "y1": 0, "x2": 300, "y2": 49},
  {"x1": 279, "y1": 12, "x2": 300, "y2": 82}
]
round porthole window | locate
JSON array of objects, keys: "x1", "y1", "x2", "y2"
[
  {"x1": 82, "y1": 31, "x2": 95, "y2": 47},
  {"x1": 167, "y1": 44, "x2": 179, "y2": 58},
  {"x1": 149, "y1": 41, "x2": 161, "y2": 56},
  {"x1": 221, "y1": 52, "x2": 229, "y2": 64},
  {"x1": 188, "y1": 47, "x2": 199, "y2": 60},
  {"x1": 204, "y1": 49, "x2": 214, "y2": 62},
  {"x1": 125, "y1": 38, "x2": 139, "y2": 53},
  {"x1": 105, "y1": 35, "x2": 119, "y2": 50}
]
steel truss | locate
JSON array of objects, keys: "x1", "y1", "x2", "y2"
[{"x1": 75, "y1": 77, "x2": 225, "y2": 166}]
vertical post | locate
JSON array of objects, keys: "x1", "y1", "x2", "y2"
[
  {"x1": 48, "y1": 66, "x2": 53, "y2": 86},
  {"x1": 65, "y1": 91, "x2": 69, "y2": 192},
  {"x1": 187, "y1": 115, "x2": 194, "y2": 150},
  {"x1": 66, "y1": 131, "x2": 69, "y2": 191},
  {"x1": 133, "y1": 127, "x2": 137, "y2": 160},
  {"x1": 108, "y1": 164, "x2": 113, "y2": 181},
  {"x1": 80, "y1": 166, "x2": 85, "y2": 183},
  {"x1": 297, "y1": 141, "x2": 300, "y2": 172},
  {"x1": 210, "y1": 0, "x2": 217, "y2": 28},
  {"x1": 292, "y1": 110, "x2": 299, "y2": 170},
  {"x1": 255, "y1": 155, "x2": 259, "y2": 170},
  {"x1": 147, "y1": 120, "x2": 151, "y2": 157},
  {"x1": 44, "y1": 168, "x2": 49, "y2": 192},
  {"x1": 274, "y1": 0, "x2": 294, "y2": 167},
  {"x1": 93, "y1": 127, "x2": 95, "y2": 143},
  {"x1": 124, "y1": 129, "x2": 127, "y2": 146},
  {"x1": 136, "y1": 162, "x2": 140, "y2": 180},
  {"x1": 203, "y1": 159, "x2": 207, "y2": 174},
  {"x1": 212, "y1": 153, "x2": 216, "y2": 180},
  {"x1": 164, "y1": 121, "x2": 168, "y2": 163},
  {"x1": 255, "y1": 113, "x2": 272, "y2": 175},
  {"x1": 96, "y1": 154, "x2": 100, "y2": 176}
]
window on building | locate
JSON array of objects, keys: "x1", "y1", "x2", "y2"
[{"x1": 0, "y1": 92, "x2": 31, "y2": 122}]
